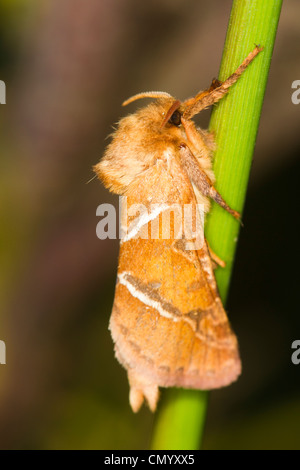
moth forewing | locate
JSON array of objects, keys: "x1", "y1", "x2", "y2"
[{"x1": 94, "y1": 46, "x2": 262, "y2": 412}]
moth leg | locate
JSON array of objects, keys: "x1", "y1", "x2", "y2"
[
  {"x1": 206, "y1": 239, "x2": 226, "y2": 268},
  {"x1": 208, "y1": 184, "x2": 240, "y2": 220},
  {"x1": 179, "y1": 143, "x2": 240, "y2": 220},
  {"x1": 182, "y1": 118, "x2": 216, "y2": 158},
  {"x1": 183, "y1": 46, "x2": 263, "y2": 119},
  {"x1": 183, "y1": 78, "x2": 222, "y2": 111}
]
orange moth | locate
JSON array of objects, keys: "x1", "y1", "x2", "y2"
[{"x1": 94, "y1": 46, "x2": 262, "y2": 412}]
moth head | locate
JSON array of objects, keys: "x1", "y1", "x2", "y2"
[
  {"x1": 123, "y1": 91, "x2": 182, "y2": 125},
  {"x1": 122, "y1": 86, "x2": 216, "y2": 130},
  {"x1": 95, "y1": 91, "x2": 203, "y2": 194}
]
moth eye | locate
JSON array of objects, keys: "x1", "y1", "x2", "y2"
[{"x1": 169, "y1": 110, "x2": 181, "y2": 127}]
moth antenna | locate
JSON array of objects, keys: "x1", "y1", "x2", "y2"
[{"x1": 122, "y1": 91, "x2": 173, "y2": 106}]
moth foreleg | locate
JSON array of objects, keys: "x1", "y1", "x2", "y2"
[{"x1": 183, "y1": 45, "x2": 263, "y2": 118}]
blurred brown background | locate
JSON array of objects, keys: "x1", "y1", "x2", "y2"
[{"x1": 0, "y1": 0, "x2": 299, "y2": 450}]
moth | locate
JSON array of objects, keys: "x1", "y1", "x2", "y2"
[{"x1": 94, "y1": 46, "x2": 262, "y2": 412}]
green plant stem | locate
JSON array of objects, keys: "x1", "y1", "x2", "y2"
[{"x1": 151, "y1": 0, "x2": 282, "y2": 451}]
